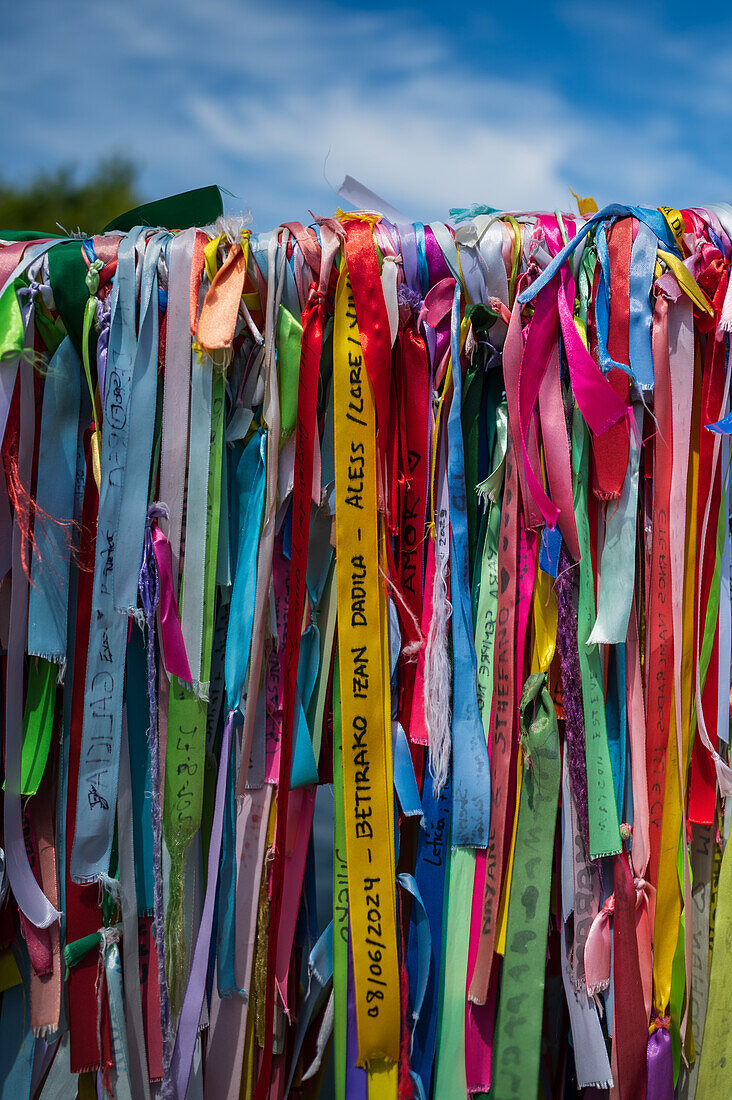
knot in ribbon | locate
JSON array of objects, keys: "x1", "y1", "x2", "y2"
[
  {"x1": 140, "y1": 502, "x2": 193, "y2": 683},
  {"x1": 584, "y1": 894, "x2": 615, "y2": 997},
  {"x1": 85, "y1": 258, "x2": 104, "y2": 296},
  {"x1": 139, "y1": 503, "x2": 166, "y2": 623}
]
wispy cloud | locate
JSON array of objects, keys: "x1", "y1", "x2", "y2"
[{"x1": 1, "y1": 0, "x2": 730, "y2": 225}]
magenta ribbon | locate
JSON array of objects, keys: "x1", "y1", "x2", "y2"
[{"x1": 150, "y1": 524, "x2": 193, "y2": 683}]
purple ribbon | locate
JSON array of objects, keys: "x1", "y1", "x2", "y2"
[
  {"x1": 646, "y1": 1028, "x2": 674, "y2": 1100},
  {"x1": 346, "y1": 931, "x2": 367, "y2": 1099}
]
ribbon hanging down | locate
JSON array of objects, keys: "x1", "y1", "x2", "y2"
[{"x1": 0, "y1": 191, "x2": 729, "y2": 1100}]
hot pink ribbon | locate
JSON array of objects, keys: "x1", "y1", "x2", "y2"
[{"x1": 150, "y1": 525, "x2": 193, "y2": 683}]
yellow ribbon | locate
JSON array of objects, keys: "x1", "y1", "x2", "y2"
[{"x1": 333, "y1": 267, "x2": 400, "y2": 1066}]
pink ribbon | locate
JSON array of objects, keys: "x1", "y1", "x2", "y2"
[
  {"x1": 584, "y1": 874, "x2": 655, "y2": 1018},
  {"x1": 150, "y1": 525, "x2": 193, "y2": 683},
  {"x1": 584, "y1": 894, "x2": 615, "y2": 998}
]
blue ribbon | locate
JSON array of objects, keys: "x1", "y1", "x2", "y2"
[
  {"x1": 406, "y1": 768, "x2": 451, "y2": 1097},
  {"x1": 447, "y1": 284, "x2": 491, "y2": 847},
  {"x1": 519, "y1": 204, "x2": 678, "y2": 307}
]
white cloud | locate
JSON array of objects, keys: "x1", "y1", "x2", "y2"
[{"x1": 1, "y1": 0, "x2": 730, "y2": 224}]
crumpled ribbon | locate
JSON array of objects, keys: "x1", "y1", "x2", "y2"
[
  {"x1": 144, "y1": 504, "x2": 193, "y2": 683},
  {"x1": 584, "y1": 863, "x2": 656, "y2": 1016}
]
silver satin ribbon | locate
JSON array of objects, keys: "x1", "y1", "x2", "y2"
[
  {"x1": 588, "y1": 404, "x2": 643, "y2": 645},
  {"x1": 560, "y1": 759, "x2": 613, "y2": 1089},
  {"x1": 159, "y1": 228, "x2": 197, "y2": 592}
]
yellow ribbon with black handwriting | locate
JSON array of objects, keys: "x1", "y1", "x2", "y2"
[{"x1": 333, "y1": 267, "x2": 400, "y2": 1065}]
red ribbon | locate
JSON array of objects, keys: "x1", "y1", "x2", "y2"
[
  {"x1": 344, "y1": 221, "x2": 393, "y2": 491},
  {"x1": 65, "y1": 431, "x2": 113, "y2": 1073},
  {"x1": 612, "y1": 852, "x2": 649, "y2": 1099}
]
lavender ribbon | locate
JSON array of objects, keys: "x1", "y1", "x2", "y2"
[{"x1": 170, "y1": 708, "x2": 234, "y2": 1100}]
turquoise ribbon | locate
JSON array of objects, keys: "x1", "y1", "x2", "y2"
[
  {"x1": 224, "y1": 429, "x2": 267, "y2": 711},
  {"x1": 126, "y1": 630, "x2": 156, "y2": 914}
]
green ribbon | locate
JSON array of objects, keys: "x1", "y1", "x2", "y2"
[
  {"x1": 276, "y1": 305, "x2": 302, "y2": 444},
  {"x1": 492, "y1": 672, "x2": 561, "y2": 1100},
  {"x1": 433, "y1": 847, "x2": 475, "y2": 1099},
  {"x1": 20, "y1": 658, "x2": 56, "y2": 796},
  {"x1": 47, "y1": 239, "x2": 88, "y2": 358},
  {"x1": 696, "y1": 829, "x2": 732, "y2": 1093},
  {"x1": 573, "y1": 409, "x2": 622, "y2": 858},
  {"x1": 0, "y1": 280, "x2": 25, "y2": 361},
  {"x1": 102, "y1": 185, "x2": 225, "y2": 233},
  {"x1": 63, "y1": 923, "x2": 123, "y2": 978}
]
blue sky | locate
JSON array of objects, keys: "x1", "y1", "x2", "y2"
[{"x1": 3, "y1": 0, "x2": 732, "y2": 229}]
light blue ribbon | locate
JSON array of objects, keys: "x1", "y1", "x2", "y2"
[
  {"x1": 393, "y1": 721, "x2": 423, "y2": 818},
  {"x1": 70, "y1": 226, "x2": 152, "y2": 883},
  {"x1": 114, "y1": 232, "x2": 170, "y2": 614},
  {"x1": 447, "y1": 284, "x2": 491, "y2": 847},
  {"x1": 629, "y1": 220, "x2": 657, "y2": 390},
  {"x1": 27, "y1": 337, "x2": 81, "y2": 663}
]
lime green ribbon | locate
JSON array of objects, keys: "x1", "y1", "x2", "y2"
[{"x1": 0, "y1": 279, "x2": 25, "y2": 361}]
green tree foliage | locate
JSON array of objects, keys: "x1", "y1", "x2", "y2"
[{"x1": 0, "y1": 157, "x2": 139, "y2": 236}]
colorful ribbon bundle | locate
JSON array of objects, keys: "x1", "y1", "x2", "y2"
[{"x1": 1, "y1": 187, "x2": 732, "y2": 1100}]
